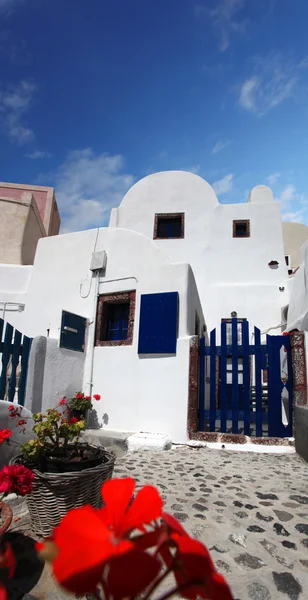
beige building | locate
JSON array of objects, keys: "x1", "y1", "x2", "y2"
[
  {"x1": 282, "y1": 221, "x2": 308, "y2": 275},
  {"x1": 0, "y1": 182, "x2": 60, "y2": 265}
]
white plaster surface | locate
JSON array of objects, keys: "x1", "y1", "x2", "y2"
[
  {"x1": 127, "y1": 432, "x2": 172, "y2": 452},
  {"x1": 287, "y1": 240, "x2": 308, "y2": 331},
  {"x1": 113, "y1": 172, "x2": 290, "y2": 334},
  {"x1": 25, "y1": 337, "x2": 85, "y2": 414}
]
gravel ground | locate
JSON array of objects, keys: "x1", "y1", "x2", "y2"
[
  {"x1": 114, "y1": 447, "x2": 308, "y2": 600},
  {"x1": 10, "y1": 446, "x2": 308, "y2": 599}
]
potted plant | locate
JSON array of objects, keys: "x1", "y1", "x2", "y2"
[
  {"x1": 9, "y1": 403, "x2": 115, "y2": 537},
  {"x1": 64, "y1": 391, "x2": 101, "y2": 420}
]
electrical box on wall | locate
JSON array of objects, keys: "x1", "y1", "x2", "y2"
[
  {"x1": 90, "y1": 251, "x2": 107, "y2": 272},
  {"x1": 60, "y1": 311, "x2": 87, "y2": 352}
]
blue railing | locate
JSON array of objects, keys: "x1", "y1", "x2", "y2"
[{"x1": 0, "y1": 318, "x2": 32, "y2": 406}]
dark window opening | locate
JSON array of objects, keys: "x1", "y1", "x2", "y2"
[
  {"x1": 154, "y1": 213, "x2": 185, "y2": 239},
  {"x1": 233, "y1": 220, "x2": 250, "y2": 238},
  {"x1": 285, "y1": 255, "x2": 290, "y2": 266},
  {"x1": 105, "y1": 302, "x2": 129, "y2": 341}
]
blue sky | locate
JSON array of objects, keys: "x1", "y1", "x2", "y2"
[{"x1": 1, "y1": 0, "x2": 308, "y2": 232}]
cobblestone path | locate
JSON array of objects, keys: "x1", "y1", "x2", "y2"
[{"x1": 114, "y1": 447, "x2": 308, "y2": 600}]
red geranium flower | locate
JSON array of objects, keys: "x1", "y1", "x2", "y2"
[
  {"x1": 99, "y1": 477, "x2": 163, "y2": 537},
  {"x1": 59, "y1": 397, "x2": 67, "y2": 406},
  {"x1": 0, "y1": 465, "x2": 34, "y2": 497},
  {"x1": 75, "y1": 393, "x2": 84, "y2": 399},
  {"x1": 85, "y1": 396, "x2": 91, "y2": 401},
  {"x1": 0, "y1": 430, "x2": 12, "y2": 444},
  {"x1": 93, "y1": 394, "x2": 101, "y2": 401},
  {"x1": 67, "y1": 417, "x2": 78, "y2": 425},
  {"x1": 37, "y1": 478, "x2": 164, "y2": 595},
  {"x1": 0, "y1": 544, "x2": 15, "y2": 578},
  {"x1": 17, "y1": 419, "x2": 27, "y2": 427},
  {"x1": 38, "y1": 505, "x2": 133, "y2": 594}
]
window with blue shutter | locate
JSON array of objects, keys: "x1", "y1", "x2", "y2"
[
  {"x1": 106, "y1": 303, "x2": 130, "y2": 341},
  {"x1": 138, "y1": 292, "x2": 179, "y2": 354},
  {"x1": 95, "y1": 291, "x2": 136, "y2": 347}
]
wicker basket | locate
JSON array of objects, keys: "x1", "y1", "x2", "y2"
[{"x1": 11, "y1": 446, "x2": 115, "y2": 537}]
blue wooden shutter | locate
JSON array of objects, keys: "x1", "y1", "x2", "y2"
[
  {"x1": 60, "y1": 311, "x2": 87, "y2": 352},
  {"x1": 138, "y1": 292, "x2": 179, "y2": 354}
]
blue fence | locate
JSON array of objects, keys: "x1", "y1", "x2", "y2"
[
  {"x1": 199, "y1": 319, "x2": 293, "y2": 438},
  {"x1": 0, "y1": 318, "x2": 32, "y2": 406}
]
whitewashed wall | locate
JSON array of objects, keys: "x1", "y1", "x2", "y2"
[
  {"x1": 20, "y1": 227, "x2": 202, "y2": 442},
  {"x1": 0, "y1": 264, "x2": 32, "y2": 329},
  {"x1": 287, "y1": 241, "x2": 308, "y2": 331},
  {"x1": 111, "y1": 172, "x2": 290, "y2": 335}
]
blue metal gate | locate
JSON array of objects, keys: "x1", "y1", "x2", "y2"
[
  {"x1": 0, "y1": 318, "x2": 32, "y2": 406},
  {"x1": 199, "y1": 319, "x2": 293, "y2": 438}
]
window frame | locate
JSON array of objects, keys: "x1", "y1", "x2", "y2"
[
  {"x1": 153, "y1": 213, "x2": 185, "y2": 240},
  {"x1": 233, "y1": 219, "x2": 250, "y2": 238},
  {"x1": 95, "y1": 291, "x2": 136, "y2": 347}
]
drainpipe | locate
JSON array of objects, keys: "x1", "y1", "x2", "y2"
[
  {"x1": 86, "y1": 271, "x2": 100, "y2": 398},
  {"x1": 85, "y1": 275, "x2": 138, "y2": 397}
]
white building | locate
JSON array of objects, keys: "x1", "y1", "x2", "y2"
[{"x1": 0, "y1": 171, "x2": 293, "y2": 442}]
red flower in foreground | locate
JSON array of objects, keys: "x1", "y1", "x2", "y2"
[
  {"x1": 0, "y1": 465, "x2": 34, "y2": 497},
  {"x1": 93, "y1": 394, "x2": 101, "y2": 401},
  {"x1": 0, "y1": 430, "x2": 12, "y2": 444},
  {"x1": 36, "y1": 478, "x2": 163, "y2": 595},
  {"x1": 37, "y1": 505, "x2": 133, "y2": 594},
  {"x1": 67, "y1": 417, "x2": 78, "y2": 425},
  {"x1": 100, "y1": 477, "x2": 163, "y2": 537}
]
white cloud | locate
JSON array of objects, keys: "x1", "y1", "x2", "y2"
[
  {"x1": 212, "y1": 173, "x2": 233, "y2": 195},
  {"x1": 238, "y1": 56, "x2": 297, "y2": 116},
  {"x1": 196, "y1": 0, "x2": 247, "y2": 51},
  {"x1": 0, "y1": 0, "x2": 24, "y2": 12},
  {"x1": 276, "y1": 183, "x2": 308, "y2": 224},
  {"x1": 211, "y1": 140, "x2": 231, "y2": 155},
  {"x1": 182, "y1": 165, "x2": 200, "y2": 174},
  {"x1": 40, "y1": 149, "x2": 135, "y2": 233},
  {"x1": 0, "y1": 80, "x2": 36, "y2": 145},
  {"x1": 280, "y1": 184, "x2": 295, "y2": 203},
  {"x1": 266, "y1": 172, "x2": 280, "y2": 186},
  {"x1": 26, "y1": 150, "x2": 51, "y2": 159}
]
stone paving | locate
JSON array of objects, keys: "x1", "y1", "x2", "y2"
[
  {"x1": 114, "y1": 447, "x2": 308, "y2": 600},
  {"x1": 11, "y1": 446, "x2": 308, "y2": 599}
]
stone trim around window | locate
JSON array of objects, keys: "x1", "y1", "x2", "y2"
[
  {"x1": 153, "y1": 213, "x2": 185, "y2": 240},
  {"x1": 233, "y1": 219, "x2": 250, "y2": 238},
  {"x1": 95, "y1": 291, "x2": 136, "y2": 347}
]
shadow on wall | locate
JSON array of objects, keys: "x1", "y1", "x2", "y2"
[{"x1": 25, "y1": 336, "x2": 86, "y2": 414}]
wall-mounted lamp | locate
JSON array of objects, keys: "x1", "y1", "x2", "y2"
[
  {"x1": 231, "y1": 311, "x2": 237, "y2": 318},
  {"x1": 279, "y1": 286, "x2": 285, "y2": 292},
  {"x1": 268, "y1": 260, "x2": 279, "y2": 269}
]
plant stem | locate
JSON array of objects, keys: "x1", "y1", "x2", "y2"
[{"x1": 155, "y1": 579, "x2": 202, "y2": 600}]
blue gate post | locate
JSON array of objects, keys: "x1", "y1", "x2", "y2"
[
  {"x1": 254, "y1": 327, "x2": 263, "y2": 437},
  {"x1": 242, "y1": 320, "x2": 250, "y2": 435},
  {"x1": 209, "y1": 328, "x2": 217, "y2": 431},
  {"x1": 198, "y1": 336, "x2": 206, "y2": 431},
  {"x1": 231, "y1": 318, "x2": 239, "y2": 433},
  {"x1": 220, "y1": 321, "x2": 227, "y2": 433}
]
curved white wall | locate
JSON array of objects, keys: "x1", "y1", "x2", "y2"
[{"x1": 111, "y1": 171, "x2": 290, "y2": 333}]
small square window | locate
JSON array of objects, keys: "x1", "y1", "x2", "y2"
[
  {"x1": 233, "y1": 220, "x2": 250, "y2": 238},
  {"x1": 96, "y1": 291, "x2": 135, "y2": 346},
  {"x1": 154, "y1": 213, "x2": 184, "y2": 239}
]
